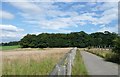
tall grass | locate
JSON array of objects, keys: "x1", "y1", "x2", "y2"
[
  {"x1": 2, "y1": 48, "x2": 69, "y2": 75},
  {"x1": 72, "y1": 49, "x2": 88, "y2": 75},
  {"x1": 2, "y1": 57, "x2": 57, "y2": 75}
]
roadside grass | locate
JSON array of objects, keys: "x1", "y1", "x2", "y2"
[
  {"x1": 86, "y1": 48, "x2": 119, "y2": 64},
  {"x1": 0, "y1": 45, "x2": 20, "y2": 51},
  {"x1": 86, "y1": 48, "x2": 110, "y2": 58},
  {"x1": 72, "y1": 49, "x2": 88, "y2": 75}
]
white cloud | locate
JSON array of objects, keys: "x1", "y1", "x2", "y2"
[
  {"x1": 88, "y1": 2, "x2": 118, "y2": 25},
  {"x1": 8, "y1": 0, "x2": 42, "y2": 14},
  {"x1": 39, "y1": 18, "x2": 72, "y2": 30},
  {"x1": 72, "y1": 13, "x2": 98, "y2": 25},
  {"x1": 98, "y1": 14, "x2": 117, "y2": 25},
  {"x1": 97, "y1": 25, "x2": 118, "y2": 33},
  {"x1": 83, "y1": 12, "x2": 98, "y2": 16},
  {"x1": 102, "y1": 8, "x2": 118, "y2": 16},
  {"x1": 96, "y1": 4, "x2": 117, "y2": 25},
  {"x1": 78, "y1": 10, "x2": 117, "y2": 26},
  {"x1": 0, "y1": 10, "x2": 14, "y2": 19},
  {"x1": 71, "y1": 4, "x2": 85, "y2": 9},
  {"x1": 0, "y1": 24, "x2": 24, "y2": 32},
  {"x1": 98, "y1": 2, "x2": 118, "y2": 11},
  {"x1": 16, "y1": 2, "x2": 81, "y2": 30},
  {"x1": 0, "y1": 24, "x2": 24, "y2": 38}
]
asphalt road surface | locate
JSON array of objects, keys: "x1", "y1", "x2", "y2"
[{"x1": 81, "y1": 51, "x2": 118, "y2": 75}]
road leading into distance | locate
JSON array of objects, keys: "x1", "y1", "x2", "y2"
[{"x1": 80, "y1": 51, "x2": 118, "y2": 75}]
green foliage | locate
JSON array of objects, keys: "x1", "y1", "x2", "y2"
[
  {"x1": 20, "y1": 34, "x2": 37, "y2": 48},
  {"x1": 90, "y1": 31, "x2": 117, "y2": 47},
  {"x1": 19, "y1": 31, "x2": 118, "y2": 48},
  {"x1": 112, "y1": 37, "x2": 120, "y2": 55},
  {"x1": 105, "y1": 53, "x2": 119, "y2": 64},
  {"x1": 110, "y1": 36, "x2": 120, "y2": 64},
  {"x1": 0, "y1": 41, "x2": 19, "y2": 46}
]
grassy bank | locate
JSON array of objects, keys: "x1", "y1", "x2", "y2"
[
  {"x1": 86, "y1": 48, "x2": 110, "y2": 58},
  {"x1": 72, "y1": 49, "x2": 88, "y2": 75},
  {"x1": 0, "y1": 45, "x2": 20, "y2": 51},
  {"x1": 86, "y1": 48, "x2": 119, "y2": 64}
]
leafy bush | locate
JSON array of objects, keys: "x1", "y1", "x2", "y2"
[
  {"x1": 105, "y1": 53, "x2": 119, "y2": 64},
  {"x1": 112, "y1": 37, "x2": 120, "y2": 55}
]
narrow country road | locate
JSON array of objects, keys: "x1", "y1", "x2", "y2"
[{"x1": 80, "y1": 51, "x2": 118, "y2": 75}]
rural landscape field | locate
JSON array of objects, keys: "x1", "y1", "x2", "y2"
[
  {"x1": 2, "y1": 47, "x2": 71, "y2": 75},
  {"x1": 1, "y1": 46, "x2": 89, "y2": 75},
  {"x1": 1, "y1": 0, "x2": 119, "y2": 76}
]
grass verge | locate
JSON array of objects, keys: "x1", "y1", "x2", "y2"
[
  {"x1": 0, "y1": 45, "x2": 20, "y2": 51},
  {"x1": 86, "y1": 49, "x2": 109, "y2": 58},
  {"x1": 86, "y1": 48, "x2": 119, "y2": 64},
  {"x1": 72, "y1": 49, "x2": 88, "y2": 75}
]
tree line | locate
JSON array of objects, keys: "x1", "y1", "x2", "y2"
[
  {"x1": 19, "y1": 31, "x2": 119, "y2": 48},
  {"x1": 0, "y1": 41, "x2": 19, "y2": 46}
]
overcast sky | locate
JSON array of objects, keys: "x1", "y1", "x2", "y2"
[{"x1": 1, "y1": 0, "x2": 118, "y2": 42}]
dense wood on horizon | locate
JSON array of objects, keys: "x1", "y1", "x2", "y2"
[
  {"x1": 0, "y1": 41, "x2": 19, "y2": 46},
  {"x1": 19, "y1": 31, "x2": 118, "y2": 48}
]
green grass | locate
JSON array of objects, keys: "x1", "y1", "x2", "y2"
[
  {"x1": 0, "y1": 45, "x2": 20, "y2": 51},
  {"x1": 2, "y1": 57, "x2": 57, "y2": 75},
  {"x1": 86, "y1": 48, "x2": 113, "y2": 58},
  {"x1": 72, "y1": 49, "x2": 88, "y2": 75},
  {"x1": 86, "y1": 48, "x2": 119, "y2": 64}
]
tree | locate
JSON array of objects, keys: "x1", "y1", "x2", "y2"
[
  {"x1": 112, "y1": 36, "x2": 120, "y2": 55},
  {"x1": 105, "y1": 36, "x2": 120, "y2": 64},
  {"x1": 0, "y1": 41, "x2": 19, "y2": 46},
  {"x1": 20, "y1": 34, "x2": 37, "y2": 48}
]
